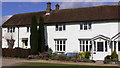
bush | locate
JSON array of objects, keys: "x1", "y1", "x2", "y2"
[
  {"x1": 111, "y1": 49, "x2": 118, "y2": 60},
  {"x1": 79, "y1": 52, "x2": 91, "y2": 59},
  {"x1": 85, "y1": 52, "x2": 91, "y2": 59},
  {"x1": 103, "y1": 55, "x2": 112, "y2": 64}
]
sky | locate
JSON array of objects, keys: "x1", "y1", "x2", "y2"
[{"x1": 0, "y1": 1, "x2": 119, "y2": 25}]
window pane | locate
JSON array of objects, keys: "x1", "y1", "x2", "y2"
[
  {"x1": 80, "y1": 45, "x2": 81, "y2": 51},
  {"x1": 59, "y1": 26, "x2": 62, "y2": 31},
  {"x1": 80, "y1": 24, "x2": 83, "y2": 30},
  {"x1": 57, "y1": 41, "x2": 59, "y2": 44},
  {"x1": 60, "y1": 45, "x2": 62, "y2": 51},
  {"x1": 60, "y1": 40, "x2": 62, "y2": 44},
  {"x1": 80, "y1": 40, "x2": 81, "y2": 44},
  {"x1": 13, "y1": 27, "x2": 15, "y2": 32},
  {"x1": 83, "y1": 41, "x2": 84, "y2": 44},
  {"x1": 27, "y1": 26, "x2": 29, "y2": 32},
  {"x1": 84, "y1": 23, "x2": 87, "y2": 30},
  {"x1": 63, "y1": 25, "x2": 65, "y2": 30},
  {"x1": 56, "y1": 25, "x2": 58, "y2": 31},
  {"x1": 83, "y1": 45, "x2": 85, "y2": 52},
  {"x1": 90, "y1": 45, "x2": 92, "y2": 51},
  {"x1": 86, "y1": 45, "x2": 88, "y2": 51},
  {"x1": 88, "y1": 23, "x2": 91, "y2": 29},
  {"x1": 63, "y1": 45, "x2": 65, "y2": 51},
  {"x1": 86, "y1": 40, "x2": 88, "y2": 44},
  {"x1": 57, "y1": 45, "x2": 59, "y2": 51},
  {"x1": 63, "y1": 41, "x2": 65, "y2": 44},
  {"x1": 7, "y1": 27, "x2": 9, "y2": 32}
]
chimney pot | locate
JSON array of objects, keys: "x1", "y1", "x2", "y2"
[
  {"x1": 55, "y1": 4, "x2": 59, "y2": 10},
  {"x1": 46, "y1": 2, "x2": 51, "y2": 13}
]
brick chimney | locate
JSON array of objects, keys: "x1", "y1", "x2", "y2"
[
  {"x1": 46, "y1": 2, "x2": 51, "y2": 14},
  {"x1": 55, "y1": 4, "x2": 59, "y2": 11}
]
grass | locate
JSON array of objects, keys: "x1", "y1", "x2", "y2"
[{"x1": 2, "y1": 62, "x2": 119, "y2": 68}]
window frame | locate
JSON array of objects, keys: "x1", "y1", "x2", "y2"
[
  {"x1": 54, "y1": 39, "x2": 67, "y2": 52},
  {"x1": 80, "y1": 22, "x2": 92, "y2": 30},
  {"x1": 55, "y1": 24, "x2": 66, "y2": 31}
]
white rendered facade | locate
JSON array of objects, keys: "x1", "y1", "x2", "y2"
[
  {"x1": 2, "y1": 21, "x2": 120, "y2": 60},
  {"x1": 46, "y1": 21, "x2": 120, "y2": 60}
]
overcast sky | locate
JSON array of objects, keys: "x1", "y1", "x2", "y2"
[{"x1": 1, "y1": 0, "x2": 119, "y2": 25}]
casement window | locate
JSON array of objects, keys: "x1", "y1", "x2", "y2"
[
  {"x1": 80, "y1": 23, "x2": 92, "y2": 30},
  {"x1": 56, "y1": 24, "x2": 65, "y2": 31},
  {"x1": 55, "y1": 39, "x2": 66, "y2": 52},
  {"x1": 79, "y1": 39, "x2": 92, "y2": 52},
  {"x1": 7, "y1": 27, "x2": 15, "y2": 33},
  {"x1": 27, "y1": 26, "x2": 29, "y2": 32}
]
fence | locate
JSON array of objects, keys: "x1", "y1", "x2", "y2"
[{"x1": 2, "y1": 48, "x2": 30, "y2": 58}]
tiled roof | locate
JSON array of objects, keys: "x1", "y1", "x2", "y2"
[{"x1": 2, "y1": 5, "x2": 120, "y2": 27}]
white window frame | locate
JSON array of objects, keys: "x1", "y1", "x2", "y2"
[
  {"x1": 79, "y1": 39, "x2": 92, "y2": 52},
  {"x1": 55, "y1": 24, "x2": 65, "y2": 31},
  {"x1": 54, "y1": 39, "x2": 66, "y2": 52},
  {"x1": 80, "y1": 22, "x2": 92, "y2": 30}
]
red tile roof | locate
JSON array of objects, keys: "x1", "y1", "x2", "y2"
[{"x1": 2, "y1": 5, "x2": 120, "y2": 27}]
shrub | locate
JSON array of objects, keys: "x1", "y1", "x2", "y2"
[
  {"x1": 111, "y1": 49, "x2": 118, "y2": 60},
  {"x1": 79, "y1": 52, "x2": 91, "y2": 59},
  {"x1": 85, "y1": 52, "x2": 91, "y2": 59},
  {"x1": 103, "y1": 55, "x2": 112, "y2": 64}
]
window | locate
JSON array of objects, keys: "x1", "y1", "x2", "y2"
[
  {"x1": 27, "y1": 26, "x2": 29, "y2": 32},
  {"x1": 56, "y1": 24, "x2": 66, "y2": 31},
  {"x1": 55, "y1": 39, "x2": 66, "y2": 52},
  {"x1": 97, "y1": 42, "x2": 103, "y2": 51},
  {"x1": 80, "y1": 23, "x2": 92, "y2": 30},
  {"x1": 79, "y1": 39, "x2": 91, "y2": 52},
  {"x1": 13, "y1": 27, "x2": 15, "y2": 32},
  {"x1": 7, "y1": 27, "x2": 15, "y2": 33},
  {"x1": 7, "y1": 27, "x2": 9, "y2": 32}
]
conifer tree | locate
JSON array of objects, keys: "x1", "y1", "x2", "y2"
[
  {"x1": 38, "y1": 16, "x2": 46, "y2": 53},
  {"x1": 30, "y1": 16, "x2": 38, "y2": 55}
]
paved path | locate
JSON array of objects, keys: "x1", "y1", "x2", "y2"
[{"x1": 2, "y1": 57, "x2": 119, "y2": 66}]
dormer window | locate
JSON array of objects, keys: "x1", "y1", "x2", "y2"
[
  {"x1": 56, "y1": 24, "x2": 65, "y2": 31},
  {"x1": 80, "y1": 23, "x2": 92, "y2": 30}
]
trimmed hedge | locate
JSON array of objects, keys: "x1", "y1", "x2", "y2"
[{"x1": 2, "y1": 48, "x2": 30, "y2": 58}]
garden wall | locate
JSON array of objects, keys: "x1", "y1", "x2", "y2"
[{"x1": 2, "y1": 48, "x2": 30, "y2": 58}]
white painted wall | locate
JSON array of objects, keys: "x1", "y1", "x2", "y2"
[
  {"x1": 2, "y1": 27, "x2": 30, "y2": 49},
  {"x1": 2, "y1": 21, "x2": 119, "y2": 60},
  {"x1": 46, "y1": 22, "x2": 119, "y2": 60}
]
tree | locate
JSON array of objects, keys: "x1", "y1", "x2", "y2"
[
  {"x1": 30, "y1": 16, "x2": 39, "y2": 55},
  {"x1": 38, "y1": 16, "x2": 46, "y2": 53}
]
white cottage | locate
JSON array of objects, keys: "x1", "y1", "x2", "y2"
[{"x1": 2, "y1": 2, "x2": 120, "y2": 60}]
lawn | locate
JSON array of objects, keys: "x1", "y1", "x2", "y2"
[{"x1": 2, "y1": 62, "x2": 120, "y2": 68}]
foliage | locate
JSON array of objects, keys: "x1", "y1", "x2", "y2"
[
  {"x1": 103, "y1": 55, "x2": 112, "y2": 64},
  {"x1": 79, "y1": 52, "x2": 91, "y2": 59},
  {"x1": 38, "y1": 16, "x2": 46, "y2": 53},
  {"x1": 30, "y1": 16, "x2": 39, "y2": 55},
  {"x1": 85, "y1": 52, "x2": 91, "y2": 59},
  {"x1": 111, "y1": 49, "x2": 118, "y2": 59}
]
